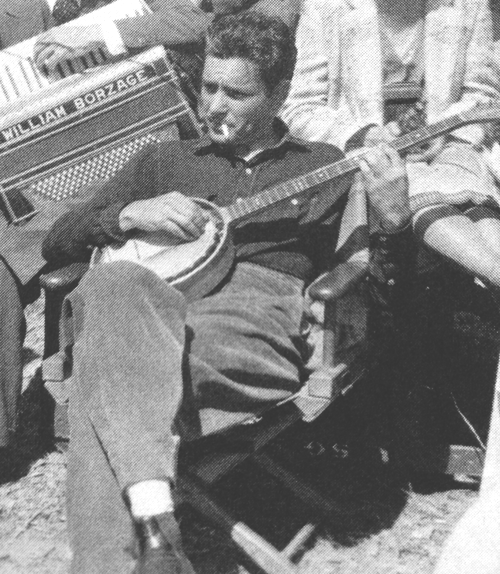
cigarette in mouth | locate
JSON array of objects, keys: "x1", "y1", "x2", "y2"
[{"x1": 221, "y1": 124, "x2": 229, "y2": 140}]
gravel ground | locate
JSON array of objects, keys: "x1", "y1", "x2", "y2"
[{"x1": 0, "y1": 295, "x2": 479, "y2": 574}]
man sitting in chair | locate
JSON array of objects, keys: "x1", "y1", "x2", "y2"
[{"x1": 42, "y1": 12, "x2": 410, "y2": 574}]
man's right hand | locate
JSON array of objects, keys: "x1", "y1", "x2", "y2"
[
  {"x1": 358, "y1": 144, "x2": 411, "y2": 233},
  {"x1": 34, "y1": 25, "x2": 107, "y2": 75},
  {"x1": 119, "y1": 192, "x2": 209, "y2": 242}
]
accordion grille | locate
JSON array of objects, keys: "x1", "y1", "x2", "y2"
[{"x1": 29, "y1": 126, "x2": 177, "y2": 201}]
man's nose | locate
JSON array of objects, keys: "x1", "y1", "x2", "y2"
[{"x1": 207, "y1": 89, "x2": 228, "y2": 117}]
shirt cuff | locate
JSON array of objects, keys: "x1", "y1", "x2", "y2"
[
  {"x1": 99, "y1": 201, "x2": 130, "y2": 242},
  {"x1": 100, "y1": 21, "x2": 127, "y2": 56},
  {"x1": 379, "y1": 218, "x2": 412, "y2": 235}
]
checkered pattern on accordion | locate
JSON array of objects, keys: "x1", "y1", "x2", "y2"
[{"x1": 28, "y1": 126, "x2": 177, "y2": 201}]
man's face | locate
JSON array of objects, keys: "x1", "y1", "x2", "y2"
[{"x1": 199, "y1": 56, "x2": 282, "y2": 148}]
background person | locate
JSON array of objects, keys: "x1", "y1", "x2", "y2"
[
  {"x1": 280, "y1": 0, "x2": 500, "y2": 473},
  {"x1": 33, "y1": 0, "x2": 302, "y2": 85},
  {"x1": 282, "y1": 0, "x2": 500, "y2": 288},
  {"x1": 0, "y1": 0, "x2": 55, "y2": 463},
  {"x1": 0, "y1": 0, "x2": 52, "y2": 48}
]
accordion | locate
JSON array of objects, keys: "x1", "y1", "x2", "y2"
[{"x1": 0, "y1": 0, "x2": 201, "y2": 224}]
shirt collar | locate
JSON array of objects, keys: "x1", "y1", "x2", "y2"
[{"x1": 194, "y1": 118, "x2": 311, "y2": 165}]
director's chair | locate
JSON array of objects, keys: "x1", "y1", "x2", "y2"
[{"x1": 38, "y1": 212, "x2": 372, "y2": 574}]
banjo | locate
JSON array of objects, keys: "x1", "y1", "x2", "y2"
[{"x1": 93, "y1": 103, "x2": 500, "y2": 301}]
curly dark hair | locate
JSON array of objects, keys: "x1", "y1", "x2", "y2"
[{"x1": 205, "y1": 12, "x2": 297, "y2": 94}]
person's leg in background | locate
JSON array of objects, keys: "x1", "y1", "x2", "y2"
[
  {"x1": 0, "y1": 259, "x2": 25, "y2": 451},
  {"x1": 463, "y1": 205, "x2": 500, "y2": 306},
  {"x1": 430, "y1": 207, "x2": 500, "y2": 572},
  {"x1": 409, "y1": 141, "x2": 500, "y2": 288},
  {"x1": 414, "y1": 204, "x2": 500, "y2": 288},
  {"x1": 465, "y1": 205, "x2": 500, "y2": 257},
  {"x1": 0, "y1": 180, "x2": 114, "y2": 464}
]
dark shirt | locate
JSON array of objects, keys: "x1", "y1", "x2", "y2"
[{"x1": 42, "y1": 128, "x2": 352, "y2": 284}]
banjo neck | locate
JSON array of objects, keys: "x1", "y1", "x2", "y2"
[{"x1": 222, "y1": 110, "x2": 489, "y2": 225}]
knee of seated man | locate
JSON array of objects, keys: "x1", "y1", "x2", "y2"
[
  {"x1": 80, "y1": 261, "x2": 184, "y2": 306},
  {"x1": 81, "y1": 261, "x2": 158, "y2": 293}
]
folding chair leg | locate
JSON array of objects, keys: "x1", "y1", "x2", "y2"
[
  {"x1": 282, "y1": 523, "x2": 316, "y2": 559},
  {"x1": 180, "y1": 474, "x2": 301, "y2": 574}
]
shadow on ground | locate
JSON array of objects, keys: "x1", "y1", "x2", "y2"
[
  {"x1": 1, "y1": 370, "x2": 55, "y2": 485},
  {"x1": 177, "y1": 390, "x2": 410, "y2": 574}
]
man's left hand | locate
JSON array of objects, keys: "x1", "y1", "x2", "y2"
[
  {"x1": 358, "y1": 144, "x2": 411, "y2": 233},
  {"x1": 34, "y1": 25, "x2": 106, "y2": 75}
]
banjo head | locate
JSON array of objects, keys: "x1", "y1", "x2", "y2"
[{"x1": 93, "y1": 199, "x2": 232, "y2": 291}]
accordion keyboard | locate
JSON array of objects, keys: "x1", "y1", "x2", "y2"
[
  {"x1": 32, "y1": 125, "x2": 178, "y2": 201},
  {"x1": 0, "y1": 0, "x2": 148, "y2": 105}
]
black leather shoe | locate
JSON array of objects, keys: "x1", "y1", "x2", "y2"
[{"x1": 133, "y1": 514, "x2": 195, "y2": 574}]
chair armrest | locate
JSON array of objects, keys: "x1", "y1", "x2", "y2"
[
  {"x1": 39, "y1": 262, "x2": 89, "y2": 292},
  {"x1": 308, "y1": 261, "x2": 367, "y2": 302},
  {"x1": 41, "y1": 263, "x2": 89, "y2": 358}
]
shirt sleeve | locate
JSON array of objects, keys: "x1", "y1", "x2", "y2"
[
  {"x1": 42, "y1": 145, "x2": 160, "y2": 265},
  {"x1": 442, "y1": 0, "x2": 500, "y2": 145},
  {"x1": 280, "y1": 0, "x2": 369, "y2": 150},
  {"x1": 115, "y1": 0, "x2": 210, "y2": 49},
  {"x1": 248, "y1": 0, "x2": 301, "y2": 31}
]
